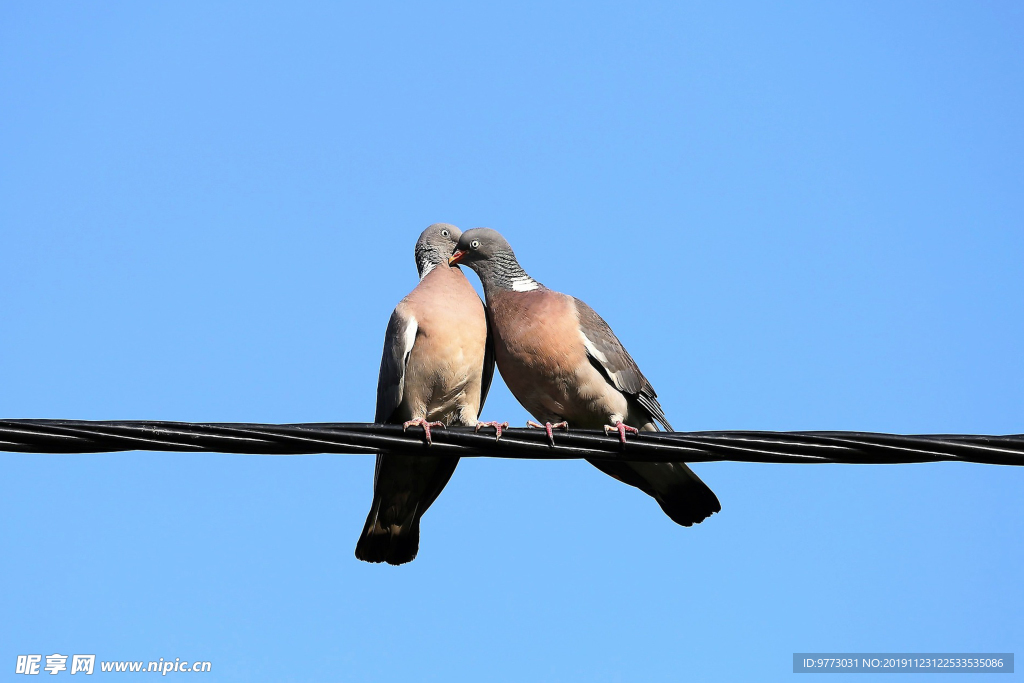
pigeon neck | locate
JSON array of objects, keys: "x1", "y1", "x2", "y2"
[
  {"x1": 479, "y1": 253, "x2": 542, "y2": 294},
  {"x1": 416, "y1": 249, "x2": 452, "y2": 279},
  {"x1": 417, "y1": 256, "x2": 439, "y2": 280}
]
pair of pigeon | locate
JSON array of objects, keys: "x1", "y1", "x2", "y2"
[{"x1": 355, "y1": 224, "x2": 720, "y2": 565}]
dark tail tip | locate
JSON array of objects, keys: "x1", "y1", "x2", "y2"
[
  {"x1": 657, "y1": 477, "x2": 722, "y2": 527},
  {"x1": 355, "y1": 517, "x2": 420, "y2": 566}
]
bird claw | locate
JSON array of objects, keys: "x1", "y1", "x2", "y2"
[
  {"x1": 527, "y1": 420, "x2": 569, "y2": 446},
  {"x1": 604, "y1": 421, "x2": 639, "y2": 446},
  {"x1": 403, "y1": 419, "x2": 445, "y2": 445},
  {"x1": 475, "y1": 421, "x2": 510, "y2": 440}
]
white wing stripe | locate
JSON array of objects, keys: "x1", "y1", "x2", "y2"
[
  {"x1": 397, "y1": 316, "x2": 418, "y2": 400},
  {"x1": 580, "y1": 328, "x2": 625, "y2": 391}
]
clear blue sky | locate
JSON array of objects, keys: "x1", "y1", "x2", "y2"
[{"x1": 2, "y1": 2, "x2": 1022, "y2": 681}]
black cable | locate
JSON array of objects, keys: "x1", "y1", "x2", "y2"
[{"x1": 1, "y1": 419, "x2": 1022, "y2": 466}]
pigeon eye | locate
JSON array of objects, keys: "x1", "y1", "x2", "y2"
[
  {"x1": 441, "y1": 229, "x2": 449, "y2": 237},
  {"x1": 471, "y1": 240, "x2": 480, "y2": 249}
]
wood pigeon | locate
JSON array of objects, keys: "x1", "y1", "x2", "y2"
[
  {"x1": 355, "y1": 224, "x2": 499, "y2": 565},
  {"x1": 449, "y1": 227, "x2": 720, "y2": 527}
]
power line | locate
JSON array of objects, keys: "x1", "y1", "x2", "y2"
[{"x1": 1, "y1": 420, "x2": 1022, "y2": 466}]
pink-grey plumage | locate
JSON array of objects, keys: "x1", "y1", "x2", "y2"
[
  {"x1": 450, "y1": 228, "x2": 720, "y2": 527},
  {"x1": 355, "y1": 224, "x2": 494, "y2": 565}
]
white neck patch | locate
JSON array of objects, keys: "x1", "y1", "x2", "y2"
[
  {"x1": 418, "y1": 259, "x2": 436, "y2": 280},
  {"x1": 510, "y1": 275, "x2": 539, "y2": 292}
]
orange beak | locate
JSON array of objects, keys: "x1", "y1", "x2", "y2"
[{"x1": 448, "y1": 250, "x2": 466, "y2": 266}]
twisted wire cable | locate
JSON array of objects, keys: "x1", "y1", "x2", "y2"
[{"x1": 1, "y1": 420, "x2": 1022, "y2": 466}]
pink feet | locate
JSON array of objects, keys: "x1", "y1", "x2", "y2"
[
  {"x1": 604, "y1": 420, "x2": 639, "y2": 444},
  {"x1": 403, "y1": 418, "x2": 445, "y2": 445},
  {"x1": 475, "y1": 421, "x2": 510, "y2": 440},
  {"x1": 527, "y1": 420, "x2": 569, "y2": 446}
]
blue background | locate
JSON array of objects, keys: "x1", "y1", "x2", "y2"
[{"x1": 2, "y1": 2, "x2": 1021, "y2": 680}]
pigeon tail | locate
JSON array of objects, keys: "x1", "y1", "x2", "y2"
[
  {"x1": 587, "y1": 420, "x2": 721, "y2": 527},
  {"x1": 354, "y1": 504, "x2": 421, "y2": 565},
  {"x1": 648, "y1": 464, "x2": 722, "y2": 526}
]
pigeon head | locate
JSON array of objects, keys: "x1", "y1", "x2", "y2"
[
  {"x1": 449, "y1": 228, "x2": 541, "y2": 293},
  {"x1": 414, "y1": 223, "x2": 461, "y2": 278},
  {"x1": 448, "y1": 228, "x2": 512, "y2": 266}
]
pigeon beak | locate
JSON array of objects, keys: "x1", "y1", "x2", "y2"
[{"x1": 448, "y1": 250, "x2": 466, "y2": 266}]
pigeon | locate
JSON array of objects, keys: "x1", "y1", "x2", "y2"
[
  {"x1": 449, "y1": 227, "x2": 720, "y2": 527},
  {"x1": 355, "y1": 223, "x2": 499, "y2": 565}
]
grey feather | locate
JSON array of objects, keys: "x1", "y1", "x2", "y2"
[
  {"x1": 374, "y1": 309, "x2": 416, "y2": 424},
  {"x1": 478, "y1": 305, "x2": 496, "y2": 410},
  {"x1": 574, "y1": 298, "x2": 672, "y2": 430}
]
